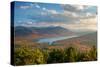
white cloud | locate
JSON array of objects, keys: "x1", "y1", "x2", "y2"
[
  {"x1": 35, "y1": 4, "x2": 40, "y2": 8},
  {"x1": 47, "y1": 9, "x2": 59, "y2": 14},
  {"x1": 30, "y1": 3, "x2": 40, "y2": 8},
  {"x1": 85, "y1": 12, "x2": 96, "y2": 17},
  {"x1": 19, "y1": 3, "x2": 41, "y2": 9},
  {"x1": 62, "y1": 5, "x2": 96, "y2": 20},
  {"x1": 20, "y1": 6, "x2": 31, "y2": 9},
  {"x1": 62, "y1": 8, "x2": 97, "y2": 21},
  {"x1": 65, "y1": 17, "x2": 97, "y2": 31},
  {"x1": 62, "y1": 5, "x2": 89, "y2": 12},
  {"x1": 86, "y1": 13, "x2": 92, "y2": 16},
  {"x1": 40, "y1": 9, "x2": 59, "y2": 16},
  {"x1": 20, "y1": 16, "x2": 97, "y2": 31},
  {"x1": 42, "y1": 7, "x2": 47, "y2": 11},
  {"x1": 74, "y1": 5, "x2": 88, "y2": 11},
  {"x1": 18, "y1": 4, "x2": 97, "y2": 32},
  {"x1": 63, "y1": 11, "x2": 79, "y2": 18},
  {"x1": 41, "y1": 12, "x2": 47, "y2": 15},
  {"x1": 77, "y1": 6, "x2": 85, "y2": 10},
  {"x1": 72, "y1": 13, "x2": 79, "y2": 17},
  {"x1": 26, "y1": 22, "x2": 33, "y2": 25}
]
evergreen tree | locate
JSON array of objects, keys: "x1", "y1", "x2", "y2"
[
  {"x1": 64, "y1": 47, "x2": 78, "y2": 62},
  {"x1": 47, "y1": 49, "x2": 64, "y2": 63}
]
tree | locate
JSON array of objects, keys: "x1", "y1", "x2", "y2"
[
  {"x1": 14, "y1": 46, "x2": 45, "y2": 65},
  {"x1": 42, "y1": 50, "x2": 49, "y2": 63},
  {"x1": 47, "y1": 49, "x2": 64, "y2": 63},
  {"x1": 32, "y1": 48, "x2": 45, "y2": 64},
  {"x1": 87, "y1": 46, "x2": 97, "y2": 61},
  {"x1": 14, "y1": 44, "x2": 97, "y2": 65},
  {"x1": 64, "y1": 47, "x2": 78, "y2": 62},
  {"x1": 14, "y1": 47, "x2": 35, "y2": 65}
]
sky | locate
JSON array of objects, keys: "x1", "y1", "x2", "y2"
[{"x1": 13, "y1": 1, "x2": 97, "y2": 31}]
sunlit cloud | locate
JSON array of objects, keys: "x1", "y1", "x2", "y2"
[
  {"x1": 15, "y1": 2, "x2": 97, "y2": 31},
  {"x1": 20, "y1": 16, "x2": 97, "y2": 31},
  {"x1": 64, "y1": 17, "x2": 97, "y2": 31}
]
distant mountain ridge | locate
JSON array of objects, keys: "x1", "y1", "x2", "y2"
[
  {"x1": 55, "y1": 32, "x2": 97, "y2": 46},
  {"x1": 15, "y1": 26, "x2": 74, "y2": 36}
]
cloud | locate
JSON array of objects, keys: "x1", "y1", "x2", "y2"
[
  {"x1": 20, "y1": 16, "x2": 97, "y2": 31},
  {"x1": 19, "y1": 3, "x2": 41, "y2": 9},
  {"x1": 62, "y1": 5, "x2": 89, "y2": 12},
  {"x1": 35, "y1": 4, "x2": 41, "y2": 8},
  {"x1": 38, "y1": 8, "x2": 60, "y2": 16},
  {"x1": 64, "y1": 16, "x2": 97, "y2": 31},
  {"x1": 62, "y1": 4, "x2": 97, "y2": 20},
  {"x1": 41, "y1": 12, "x2": 47, "y2": 15},
  {"x1": 18, "y1": 15, "x2": 97, "y2": 31},
  {"x1": 16, "y1": 3, "x2": 97, "y2": 31},
  {"x1": 20, "y1": 5, "x2": 31, "y2": 9},
  {"x1": 26, "y1": 21, "x2": 33, "y2": 25},
  {"x1": 47, "y1": 9, "x2": 59, "y2": 14},
  {"x1": 63, "y1": 10, "x2": 79, "y2": 18},
  {"x1": 42, "y1": 7, "x2": 47, "y2": 11}
]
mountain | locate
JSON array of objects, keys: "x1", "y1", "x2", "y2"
[
  {"x1": 55, "y1": 32, "x2": 97, "y2": 44},
  {"x1": 54, "y1": 32, "x2": 97, "y2": 51},
  {"x1": 15, "y1": 26, "x2": 74, "y2": 37},
  {"x1": 15, "y1": 26, "x2": 33, "y2": 36},
  {"x1": 33, "y1": 26, "x2": 73, "y2": 35}
]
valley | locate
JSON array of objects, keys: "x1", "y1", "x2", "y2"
[{"x1": 14, "y1": 26, "x2": 97, "y2": 52}]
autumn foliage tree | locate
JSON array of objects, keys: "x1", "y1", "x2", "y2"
[{"x1": 14, "y1": 44, "x2": 97, "y2": 65}]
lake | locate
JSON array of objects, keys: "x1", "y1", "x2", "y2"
[{"x1": 37, "y1": 35, "x2": 78, "y2": 45}]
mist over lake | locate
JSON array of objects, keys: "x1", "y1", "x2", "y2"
[{"x1": 37, "y1": 35, "x2": 78, "y2": 45}]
